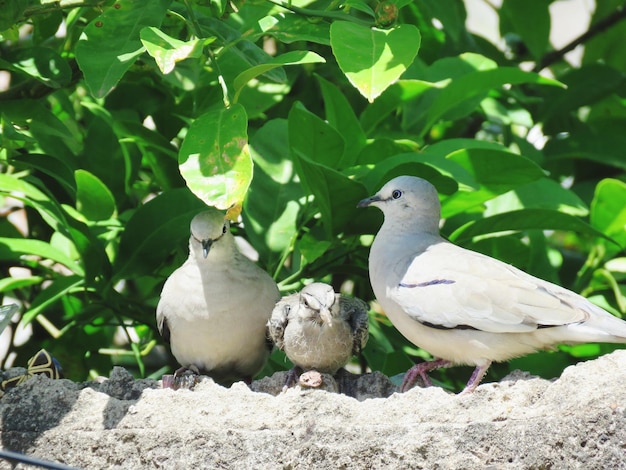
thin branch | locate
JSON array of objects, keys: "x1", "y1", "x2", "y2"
[
  {"x1": 533, "y1": 4, "x2": 626, "y2": 72},
  {"x1": 182, "y1": 0, "x2": 231, "y2": 107},
  {"x1": 23, "y1": 0, "x2": 107, "y2": 18},
  {"x1": 266, "y1": 0, "x2": 373, "y2": 27}
]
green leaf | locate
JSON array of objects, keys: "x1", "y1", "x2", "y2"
[
  {"x1": 245, "y1": 171, "x2": 300, "y2": 259},
  {"x1": 233, "y1": 50, "x2": 325, "y2": 103},
  {"x1": 0, "y1": 0, "x2": 26, "y2": 31},
  {"x1": 590, "y1": 178, "x2": 626, "y2": 254},
  {"x1": 298, "y1": 232, "x2": 332, "y2": 264},
  {"x1": 355, "y1": 138, "x2": 419, "y2": 165},
  {"x1": 500, "y1": 0, "x2": 550, "y2": 60},
  {"x1": 2, "y1": 100, "x2": 75, "y2": 144},
  {"x1": 140, "y1": 27, "x2": 205, "y2": 75},
  {"x1": 178, "y1": 104, "x2": 253, "y2": 212},
  {"x1": 425, "y1": 138, "x2": 511, "y2": 157},
  {"x1": 485, "y1": 179, "x2": 588, "y2": 217},
  {"x1": 75, "y1": 0, "x2": 172, "y2": 98},
  {"x1": 0, "y1": 237, "x2": 83, "y2": 275},
  {"x1": 216, "y1": 39, "x2": 288, "y2": 89},
  {"x1": 330, "y1": 22, "x2": 421, "y2": 102},
  {"x1": 361, "y1": 315, "x2": 395, "y2": 373},
  {"x1": 450, "y1": 209, "x2": 611, "y2": 243},
  {"x1": 288, "y1": 102, "x2": 345, "y2": 172},
  {"x1": 22, "y1": 275, "x2": 84, "y2": 325},
  {"x1": 423, "y1": 67, "x2": 564, "y2": 136},
  {"x1": 1, "y1": 46, "x2": 71, "y2": 87},
  {"x1": 295, "y1": 156, "x2": 368, "y2": 235},
  {"x1": 544, "y1": 119, "x2": 626, "y2": 171},
  {"x1": 360, "y1": 79, "x2": 439, "y2": 134},
  {"x1": 113, "y1": 188, "x2": 207, "y2": 280},
  {"x1": 244, "y1": 119, "x2": 301, "y2": 265},
  {"x1": 448, "y1": 148, "x2": 545, "y2": 191},
  {"x1": 117, "y1": 121, "x2": 184, "y2": 191},
  {"x1": 346, "y1": 0, "x2": 375, "y2": 17},
  {"x1": 441, "y1": 148, "x2": 545, "y2": 217},
  {"x1": 358, "y1": 153, "x2": 459, "y2": 196},
  {"x1": 261, "y1": 14, "x2": 331, "y2": 45},
  {"x1": 32, "y1": 10, "x2": 63, "y2": 44},
  {"x1": 583, "y1": 0, "x2": 626, "y2": 71},
  {"x1": 9, "y1": 153, "x2": 76, "y2": 198},
  {"x1": 541, "y1": 65, "x2": 624, "y2": 133},
  {"x1": 0, "y1": 173, "x2": 69, "y2": 236},
  {"x1": 316, "y1": 74, "x2": 366, "y2": 168},
  {"x1": 75, "y1": 170, "x2": 117, "y2": 221},
  {"x1": 593, "y1": 269, "x2": 626, "y2": 313},
  {"x1": 0, "y1": 174, "x2": 110, "y2": 286},
  {"x1": 0, "y1": 277, "x2": 43, "y2": 293}
]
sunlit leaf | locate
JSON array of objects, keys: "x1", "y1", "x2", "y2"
[
  {"x1": 75, "y1": 170, "x2": 117, "y2": 221},
  {"x1": 75, "y1": 0, "x2": 171, "y2": 98},
  {"x1": 451, "y1": 209, "x2": 612, "y2": 243},
  {"x1": 140, "y1": 27, "x2": 205, "y2": 75},
  {"x1": 0, "y1": 238, "x2": 83, "y2": 275},
  {"x1": 331, "y1": 22, "x2": 421, "y2": 102},
  {"x1": 179, "y1": 104, "x2": 253, "y2": 213},
  {"x1": 2, "y1": 46, "x2": 71, "y2": 87},
  {"x1": 590, "y1": 178, "x2": 626, "y2": 255},
  {"x1": 233, "y1": 50, "x2": 325, "y2": 103},
  {"x1": 22, "y1": 275, "x2": 84, "y2": 325}
]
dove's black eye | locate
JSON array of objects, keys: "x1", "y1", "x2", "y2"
[
  {"x1": 391, "y1": 190, "x2": 402, "y2": 199},
  {"x1": 222, "y1": 224, "x2": 227, "y2": 234}
]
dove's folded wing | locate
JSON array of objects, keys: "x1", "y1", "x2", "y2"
[
  {"x1": 339, "y1": 296, "x2": 370, "y2": 354},
  {"x1": 267, "y1": 296, "x2": 295, "y2": 350},
  {"x1": 391, "y1": 242, "x2": 590, "y2": 334}
]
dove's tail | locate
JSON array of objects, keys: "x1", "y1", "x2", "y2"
[{"x1": 561, "y1": 309, "x2": 626, "y2": 344}]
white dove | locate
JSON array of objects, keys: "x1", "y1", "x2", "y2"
[
  {"x1": 267, "y1": 282, "x2": 369, "y2": 389},
  {"x1": 358, "y1": 175, "x2": 626, "y2": 394},
  {"x1": 156, "y1": 209, "x2": 280, "y2": 385}
]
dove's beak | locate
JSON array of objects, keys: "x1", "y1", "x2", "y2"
[
  {"x1": 320, "y1": 307, "x2": 333, "y2": 326},
  {"x1": 201, "y1": 239, "x2": 213, "y2": 258},
  {"x1": 357, "y1": 194, "x2": 381, "y2": 208}
]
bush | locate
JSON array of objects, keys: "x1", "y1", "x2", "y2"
[{"x1": 1, "y1": 0, "x2": 625, "y2": 389}]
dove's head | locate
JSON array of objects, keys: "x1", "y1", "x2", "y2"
[
  {"x1": 189, "y1": 209, "x2": 231, "y2": 259},
  {"x1": 300, "y1": 282, "x2": 336, "y2": 326},
  {"x1": 357, "y1": 175, "x2": 441, "y2": 234}
]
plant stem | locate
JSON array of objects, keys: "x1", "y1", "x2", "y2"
[
  {"x1": 266, "y1": 0, "x2": 373, "y2": 27},
  {"x1": 182, "y1": 0, "x2": 231, "y2": 107},
  {"x1": 533, "y1": 4, "x2": 626, "y2": 72},
  {"x1": 23, "y1": 0, "x2": 107, "y2": 18}
]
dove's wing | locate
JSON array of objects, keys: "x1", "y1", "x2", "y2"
[
  {"x1": 391, "y1": 242, "x2": 591, "y2": 334},
  {"x1": 338, "y1": 295, "x2": 370, "y2": 354},
  {"x1": 267, "y1": 294, "x2": 298, "y2": 350}
]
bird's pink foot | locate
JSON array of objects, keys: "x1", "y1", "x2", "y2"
[
  {"x1": 401, "y1": 358, "x2": 450, "y2": 392},
  {"x1": 459, "y1": 363, "x2": 491, "y2": 395}
]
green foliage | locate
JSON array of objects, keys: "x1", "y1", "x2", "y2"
[{"x1": 1, "y1": 0, "x2": 625, "y2": 389}]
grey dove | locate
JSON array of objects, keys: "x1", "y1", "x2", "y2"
[
  {"x1": 157, "y1": 209, "x2": 280, "y2": 385},
  {"x1": 267, "y1": 282, "x2": 369, "y2": 388},
  {"x1": 358, "y1": 175, "x2": 626, "y2": 394}
]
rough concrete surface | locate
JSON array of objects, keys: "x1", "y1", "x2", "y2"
[{"x1": 0, "y1": 350, "x2": 625, "y2": 469}]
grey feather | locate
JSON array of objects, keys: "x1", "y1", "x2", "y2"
[
  {"x1": 359, "y1": 175, "x2": 626, "y2": 393},
  {"x1": 156, "y1": 209, "x2": 280, "y2": 384},
  {"x1": 267, "y1": 283, "x2": 369, "y2": 375}
]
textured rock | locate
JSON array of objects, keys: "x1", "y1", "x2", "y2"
[{"x1": 1, "y1": 351, "x2": 625, "y2": 469}]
